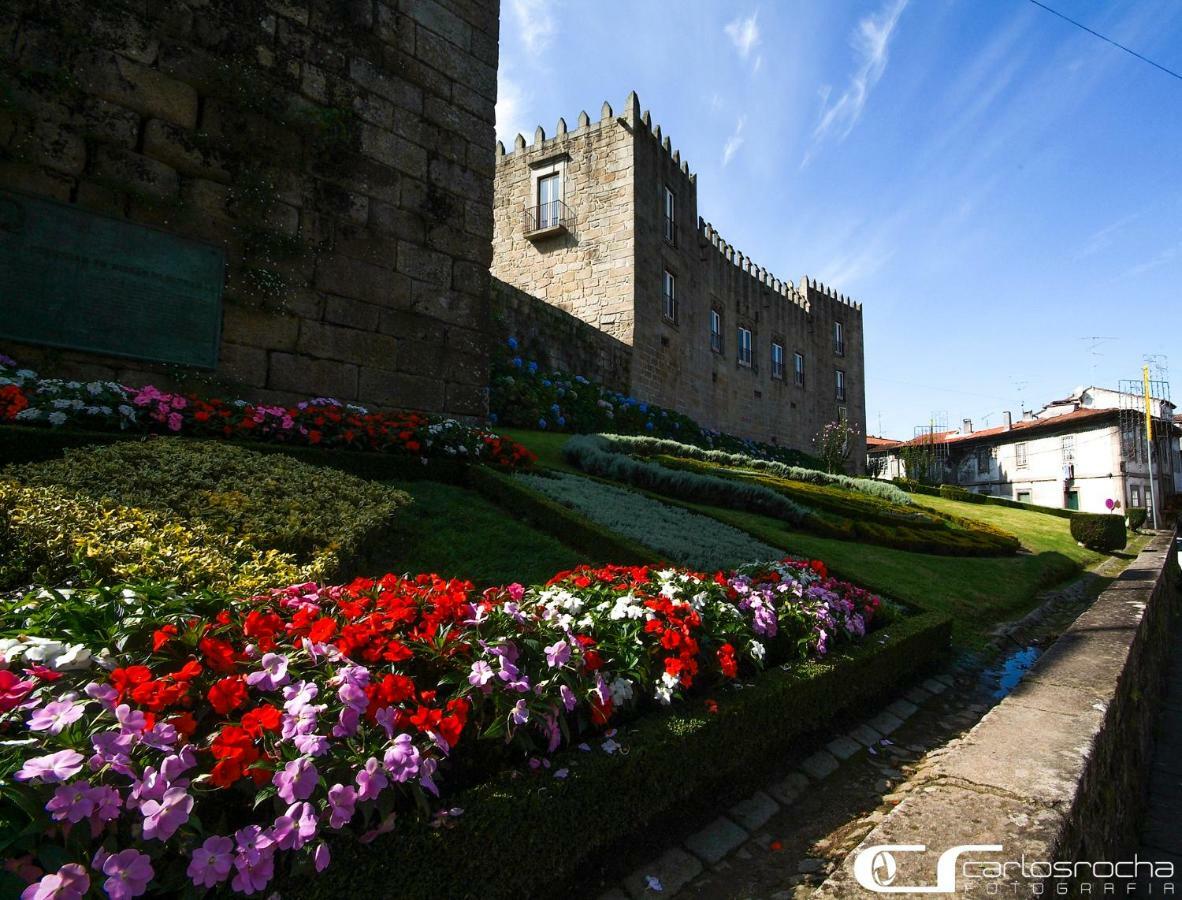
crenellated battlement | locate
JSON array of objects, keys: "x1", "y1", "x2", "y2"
[
  {"x1": 799, "y1": 276, "x2": 863, "y2": 312},
  {"x1": 495, "y1": 97, "x2": 620, "y2": 160}
]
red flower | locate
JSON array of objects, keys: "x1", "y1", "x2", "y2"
[
  {"x1": 152, "y1": 624, "x2": 178, "y2": 651},
  {"x1": 208, "y1": 677, "x2": 248, "y2": 715},
  {"x1": 307, "y1": 618, "x2": 337, "y2": 643},
  {"x1": 170, "y1": 660, "x2": 203, "y2": 682},
  {"x1": 590, "y1": 695, "x2": 613, "y2": 725},
  {"x1": 717, "y1": 644, "x2": 738, "y2": 679},
  {"x1": 198, "y1": 636, "x2": 238, "y2": 674},
  {"x1": 705, "y1": 699, "x2": 719, "y2": 715},
  {"x1": 168, "y1": 712, "x2": 198, "y2": 740},
  {"x1": 0, "y1": 385, "x2": 28, "y2": 420},
  {"x1": 241, "y1": 704, "x2": 281, "y2": 738},
  {"x1": 110, "y1": 666, "x2": 152, "y2": 701}
]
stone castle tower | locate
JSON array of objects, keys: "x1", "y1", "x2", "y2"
[{"x1": 491, "y1": 91, "x2": 867, "y2": 465}]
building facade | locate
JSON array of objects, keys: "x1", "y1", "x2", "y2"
[
  {"x1": 491, "y1": 92, "x2": 866, "y2": 465},
  {"x1": 869, "y1": 388, "x2": 1181, "y2": 516},
  {"x1": 0, "y1": 0, "x2": 499, "y2": 418}
]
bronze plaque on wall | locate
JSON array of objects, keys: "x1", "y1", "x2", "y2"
[{"x1": 0, "y1": 190, "x2": 225, "y2": 369}]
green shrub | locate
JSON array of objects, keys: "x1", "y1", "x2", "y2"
[
  {"x1": 4, "y1": 438, "x2": 407, "y2": 575},
  {"x1": 939, "y1": 484, "x2": 974, "y2": 502},
  {"x1": 561, "y1": 435, "x2": 809, "y2": 524},
  {"x1": 1126, "y1": 507, "x2": 1148, "y2": 531},
  {"x1": 517, "y1": 471, "x2": 784, "y2": 570},
  {"x1": 593, "y1": 433, "x2": 912, "y2": 504},
  {"x1": 1069, "y1": 512, "x2": 1127, "y2": 552},
  {"x1": 0, "y1": 439, "x2": 408, "y2": 589},
  {"x1": 894, "y1": 478, "x2": 941, "y2": 497}
]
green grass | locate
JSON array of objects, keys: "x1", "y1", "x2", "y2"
[
  {"x1": 360, "y1": 479, "x2": 584, "y2": 587},
  {"x1": 499, "y1": 427, "x2": 583, "y2": 473}
]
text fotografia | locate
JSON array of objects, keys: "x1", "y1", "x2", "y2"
[{"x1": 854, "y1": 844, "x2": 1175, "y2": 894}]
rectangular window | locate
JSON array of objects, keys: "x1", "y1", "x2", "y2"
[
  {"x1": 1061, "y1": 434, "x2": 1075, "y2": 465},
  {"x1": 537, "y1": 173, "x2": 560, "y2": 229},
  {"x1": 771, "y1": 342, "x2": 784, "y2": 379},
  {"x1": 793, "y1": 352, "x2": 805, "y2": 387},
  {"x1": 1131, "y1": 485, "x2": 1142, "y2": 507},
  {"x1": 663, "y1": 270, "x2": 676, "y2": 322},
  {"x1": 835, "y1": 368, "x2": 846, "y2": 401},
  {"x1": 737, "y1": 327, "x2": 752, "y2": 367},
  {"x1": 663, "y1": 186, "x2": 676, "y2": 244},
  {"x1": 834, "y1": 321, "x2": 845, "y2": 356},
  {"x1": 1017, "y1": 490, "x2": 1032, "y2": 504},
  {"x1": 709, "y1": 309, "x2": 722, "y2": 353},
  {"x1": 977, "y1": 447, "x2": 991, "y2": 475},
  {"x1": 1015, "y1": 442, "x2": 1028, "y2": 469}
]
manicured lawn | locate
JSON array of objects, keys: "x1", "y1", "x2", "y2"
[
  {"x1": 499, "y1": 427, "x2": 583, "y2": 473},
  {"x1": 361, "y1": 478, "x2": 584, "y2": 587}
]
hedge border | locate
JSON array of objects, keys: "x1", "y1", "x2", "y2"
[
  {"x1": 467, "y1": 467, "x2": 657, "y2": 567},
  {"x1": 285, "y1": 609, "x2": 951, "y2": 900},
  {"x1": 894, "y1": 478, "x2": 1075, "y2": 519},
  {"x1": 0, "y1": 424, "x2": 470, "y2": 484}
]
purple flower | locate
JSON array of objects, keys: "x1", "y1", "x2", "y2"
[
  {"x1": 159, "y1": 746, "x2": 197, "y2": 783},
  {"x1": 234, "y1": 824, "x2": 273, "y2": 859},
  {"x1": 382, "y1": 733, "x2": 420, "y2": 783},
  {"x1": 85, "y1": 681, "x2": 118, "y2": 711},
  {"x1": 90, "y1": 730, "x2": 135, "y2": 776},
  {"x1": 355, "y1": 757, "x2": 387, "y2": 801},
  {"x1": 332, "y1": 706, "x2": 360, "y2": 739},
  {"x1": 15, "y1": 749, "x2": 84, "y2": 783},
  {"x1": 27, "y1": 699, "x2": 85, "y2": 735},
  {"x1": 231, "y1": 846, "x2": 274, "y2": 896},
  {"x1": 141, "y1": 785, "x2": 193, "y2": 841},
  {"x1": 271, "y1": 802, "x2": 318, "y2": 850},
  {"x1": 293, "y1": 733, "x2": 330, "y2": 756},
  {"x1": 115, "y1": 704, "x2": 145, "y2": 735},
  {"x1": 327, "y1": 783, "x2": 356, "y2": 829},
  {"x1": 509, "y1": 699, "x2": 530, "y2": 726},
  {"x1": 281, "y1": 704, "x2": 322, "y2": 739},
  {"x1": 374, "y1": 706, "x2": 397, "y2": 739},
  {"x1": 282, "y1": 680, "x2": 318, "y2": 714},
  {"x1": 337, "y1": 681, "x2": 368, "y2": 712},
  {"x1": 140, "y1": 721, "x2": 177, "y2": 751},
  {"x1": 21, "y1": 863, "x2": 89, "y2": 900},
  {"x1": 560, "y1": 684, "x2": 577, "y2": 711},
  {"x1": 313, "y1": 841, "x2": 331, "y2": 873},
  {"x1": 467, "y1": 660, "x2": 494, "y2": 687},
  {"x1": 544, "y1": 640, "x2": 571, "y2": 668},
  {"x1": 46, "y1": 781, "x2": 95, "y2": 823},
  {"x1": 273, "y1": 756, "x2": 318, "y2": 804},
  {"x1": 246, "y1": 653, "x2": 289, "y2": 692},
  {"x1": 419, "y1": 756, "x2": 439, "y2": 797},
  {"x1": 89, "y1": 784, "x2": 122, "y2": 822},
  {"x1": 96, "y1": 849, "x2": 153, "y2": 900},
  {"x1": 187, "y1": 835, "x2": 233, "y2": 889}
]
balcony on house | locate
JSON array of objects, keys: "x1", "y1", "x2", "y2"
[{"x1": 523, "y1": 199, "x2": 571, "y2": 240}]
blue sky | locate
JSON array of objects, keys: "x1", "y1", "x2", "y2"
[{"x1": 495, "y1": 0, "x2": 1182, "y2": 439}]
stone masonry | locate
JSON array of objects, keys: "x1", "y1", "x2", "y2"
[
  {"x1": 0, "y1": 0, "x2": 499, "y2": 418},
  {"x1": 491, "y1": 90, "x2": 867, "y2": 463}
]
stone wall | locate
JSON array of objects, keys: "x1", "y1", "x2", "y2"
[
  {"x1": 491, "y1": 91, "x2": 868, "y2": 465},
  {"x1": 0, "y1": 0, "x2": 498, "y2": 418},
  {"x1": 817, "y1": 527, "x2": 1182, "y2": 896},
  {"x1": 490, "y1": 277, "x2": 630, "y2": 393}
]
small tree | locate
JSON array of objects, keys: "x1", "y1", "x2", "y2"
[
  {"x1": 865, "y1": 454, "x2": 887, "y2": 479},
  {"x1": 813, "y1": 417, "x2": 859, "y2": 474},
  {"x1": 899, "y1": 431, "x2": 940, "y2": 485}
]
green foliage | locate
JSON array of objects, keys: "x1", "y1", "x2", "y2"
[
  {"x1": 813, "y1": 417, "x2": 859, "y2": 474},
  {"x1": 892, "y1": 478, "x2": 942, "y2": 497},
  {"x1": 0, "y1": 439, "x2": 408, "y2": 588},
  {"x1": 939, "y1": 484, "x2": 975, "y2": 502},
  {"x1": 517, "y1": 472, "x2": 784, "y2": 570},
  {"x1": 1126, "y1": 507, "x2": 1148, "y2": 531},
  {"x1": 561, "y1": 435, "x2": 809, "y2": 524},
  {"x1": 283, "y1": 610, "x2": 951, "y2": 900},
  {"x1": 592, "y1": 433, "x2": 912, "y2": 505},
  {"x1": 1069, "y1": 512, "x2": 1127, "y2": 552}
]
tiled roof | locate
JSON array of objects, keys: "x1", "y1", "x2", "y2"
[
  {"x1": 866, "y1": 435, "x2": 902, "y2": 448},
  {"x1": 873, "y1": 407, "x2": 1117, "y2": 451}
]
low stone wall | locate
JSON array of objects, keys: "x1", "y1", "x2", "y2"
[
  {"x1": 490, "y1": 277, "x2": 631, "y2": 394},
  {"x1": 817, "y1": 528, "x2": 1181, "y2": 897}
]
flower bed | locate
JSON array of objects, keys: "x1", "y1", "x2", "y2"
[
  {"x1": 0, "y1": 357, "x2": 534, "y2": 470},
  {"x1": 517, "y1": 471, "x2": 785, "y2": 570},
  {"x1": 489, "y1": 340, "x2": 824, "y2": 469},
  {"x1": 1, "y1": 556, "x2": 885, "y2": 898}
]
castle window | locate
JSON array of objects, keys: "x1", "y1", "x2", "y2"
[
  {"x1": 663, "y1": 186, "x2": 676, "y2": 245},
  {"x1": 771, "y1": 342, "x2": 785, "y2": 379},
  {"x1": 1016, "y1": 442, "x2": 1028, "y2": 469},
  {"x1": 537, "y1": 172, "x2": 561, "y2": 228},
  {"x1": 663, "y1": 270, "x2": 677, "y2": 322},
  {"x1": 737, "y1": 327, "x2": 752, "y2": 367},
  {"x1": 835, "y1": 368, "x2": 846, "y2": 401},
  {"x1": 834, "y1": 321, "x2": 845, "y2": 356},
  {"x1": 793, "y1": 352, "x2": 805, "y2": 387},
  {"x1": 710, "y1": 308, "x2": 722, "y2": 353}
]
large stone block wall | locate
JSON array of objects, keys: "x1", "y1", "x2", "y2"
[
  {"x1": 490, "y1": 104, "x2": 634, "y2": 343},
  {"x1": 490, "y1": 277, "x2": 630, "y2": 393},
  {"x1": 492, "y1": 92, "x2": 867, "y2": 464},
  {"x1": 0, "y1": 0, "x2": 498, "y2": 418}
]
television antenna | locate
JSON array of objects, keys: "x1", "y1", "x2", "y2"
[
  {"x1": 1079, "y1": 336, "x2": 1116, "y2": 379},
  {"x1": 1010, "y1": 377, "x2": 1030, "y2": 414}
]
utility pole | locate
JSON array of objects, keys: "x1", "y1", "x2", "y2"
[{"x1": 1143, "y1": 365, "x2": 1160, "y2": 530}]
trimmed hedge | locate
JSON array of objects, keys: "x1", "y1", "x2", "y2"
[
  {"x1": 466, "y1": 465, "x2": 655, "y2": 566},
  {"x1": 561, "y1": 435, "x2": 809, "y2": 524},
  {"x1": 898, "y1": 477, "x2": 1075, "y2": 519},
  {"x1": 1127, "y1": 507, "x2": 1148, "y2": 531},
  {"x1": 1070, "y1": 512, "x2": 1128, "y2": 552},
  {"x1": 284, "y1": 608, "x2": 951, "y2": 900}
]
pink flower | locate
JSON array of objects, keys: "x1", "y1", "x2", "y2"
[
  {"x1": 272, "y1": 756, "x2": 318, "y2": 804},
  {"x1": 187, "y1": 836, "x2": 233, "y2": 889},
  {"x1": 89, "y1": 784, "x2": 122, "y2": 823},
  {"x1": 0, "y1": 670, "x2": 35, "y2": 713},
  {"x1": 382, "y1": 734, "x2": 420, "y2": 783},
  {"x1": 506, "y1": 582, "x2": 525, "y2": 601},
  {"x1": 327, "y1": 783, "x2": 356, "y2": 829},
  {"x1": 96, "y1": 849, "x2": 153, "y2": 900},
  {"x1": 21, "y1": 863, "x2": 89, "y2": 900},
  {"x1": 313, "y1": 842, "x2": 330, "y2": 873},
  {"x1": 166, "y1": 412, "x2": 183, "y2": 431},
  {"x1": 15, "y1": 749, "x2": 84, "y2": 783},
  {"x1": 544, "y1": 640, "x2": 571, "y2": 668},
  {"x1": 45, "y1": 781, "x2": 95, "y2": 823},
  {"x1": 354, "y1": 757, "x2": 387, "y2": 801}
]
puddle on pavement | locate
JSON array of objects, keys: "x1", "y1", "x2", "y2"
[{"x1": 981, "y1": 646, "x2": 1041, "y2": 699}]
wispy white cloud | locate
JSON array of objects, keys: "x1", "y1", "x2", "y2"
[
  {"x1": 509, "y1": 0, "x2": 556, "y2": 55},
  {"x1": 1074, "y1": 213, "x2": 1138, "y2": 260},
  {"x1": 802, "y1": 0, "x2": 908, "y2": 166},
  {"x1": 722, "y1": 115, "x2": 746, "y2": 166},
  {"x1": 725, "y1": 11, "x2": 763, "y2": 71},
  {"x1": 1124, "y1": 241, "x2": 1181, "y2": 278},
  {"x1": 495, "y1": 72, "x2": 531, "y2": 144}
]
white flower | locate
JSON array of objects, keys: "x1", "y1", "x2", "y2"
[
  {"x1": 654, "y1": 683, "x2": 673, "y2": 705},
  {"x1": 749, "y1": 641, "x2": 765, "y2": 662},
  {"x1": 47, "y1": 411, "x2": 68, "y2": 425},
  {"x1": 609, "y1": 677, "x2": 634, "y2": 704},
  {"x1": 53, "y1": 644, "x2": 94, "y2": 671}
]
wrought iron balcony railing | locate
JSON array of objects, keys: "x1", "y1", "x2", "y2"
[{"x1": 523, "y1": 199, "x2": 571, "y2": 237}]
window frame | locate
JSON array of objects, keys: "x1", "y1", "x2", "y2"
[
  {"x1": 709, "y1": 308, "x2": 723, "y2": 354},
  {"x1": 835, "y1": 368, "x2": 846, "y2": 401},
  {"x1": 1015, "y1": 442, "x2": 1028, "y2": 469},
  {"x1": 663, "y1": 185, "x2": 676, "y2": 245},
  {"x1": 833, "y1": 320, "x2": 845, "y2": 356},
  {"x1": 793, "y1": 351, "x2": 805, "y2": 387},
  {"x1": 737, "y1": 326, "x2": 753, "y2": 368},
  {"x1": 771, "y1": 341, "x2": 785, "y2": 379},
  {"x1": 662, "y1": 269, "x2": 677, "y2": 323},
  {"x1": 977, "y1": 447, "x2": 991, "y2": 476},
  {"x1": 1061, "y1": 434, "x2": 1075, "y2": 465}
]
